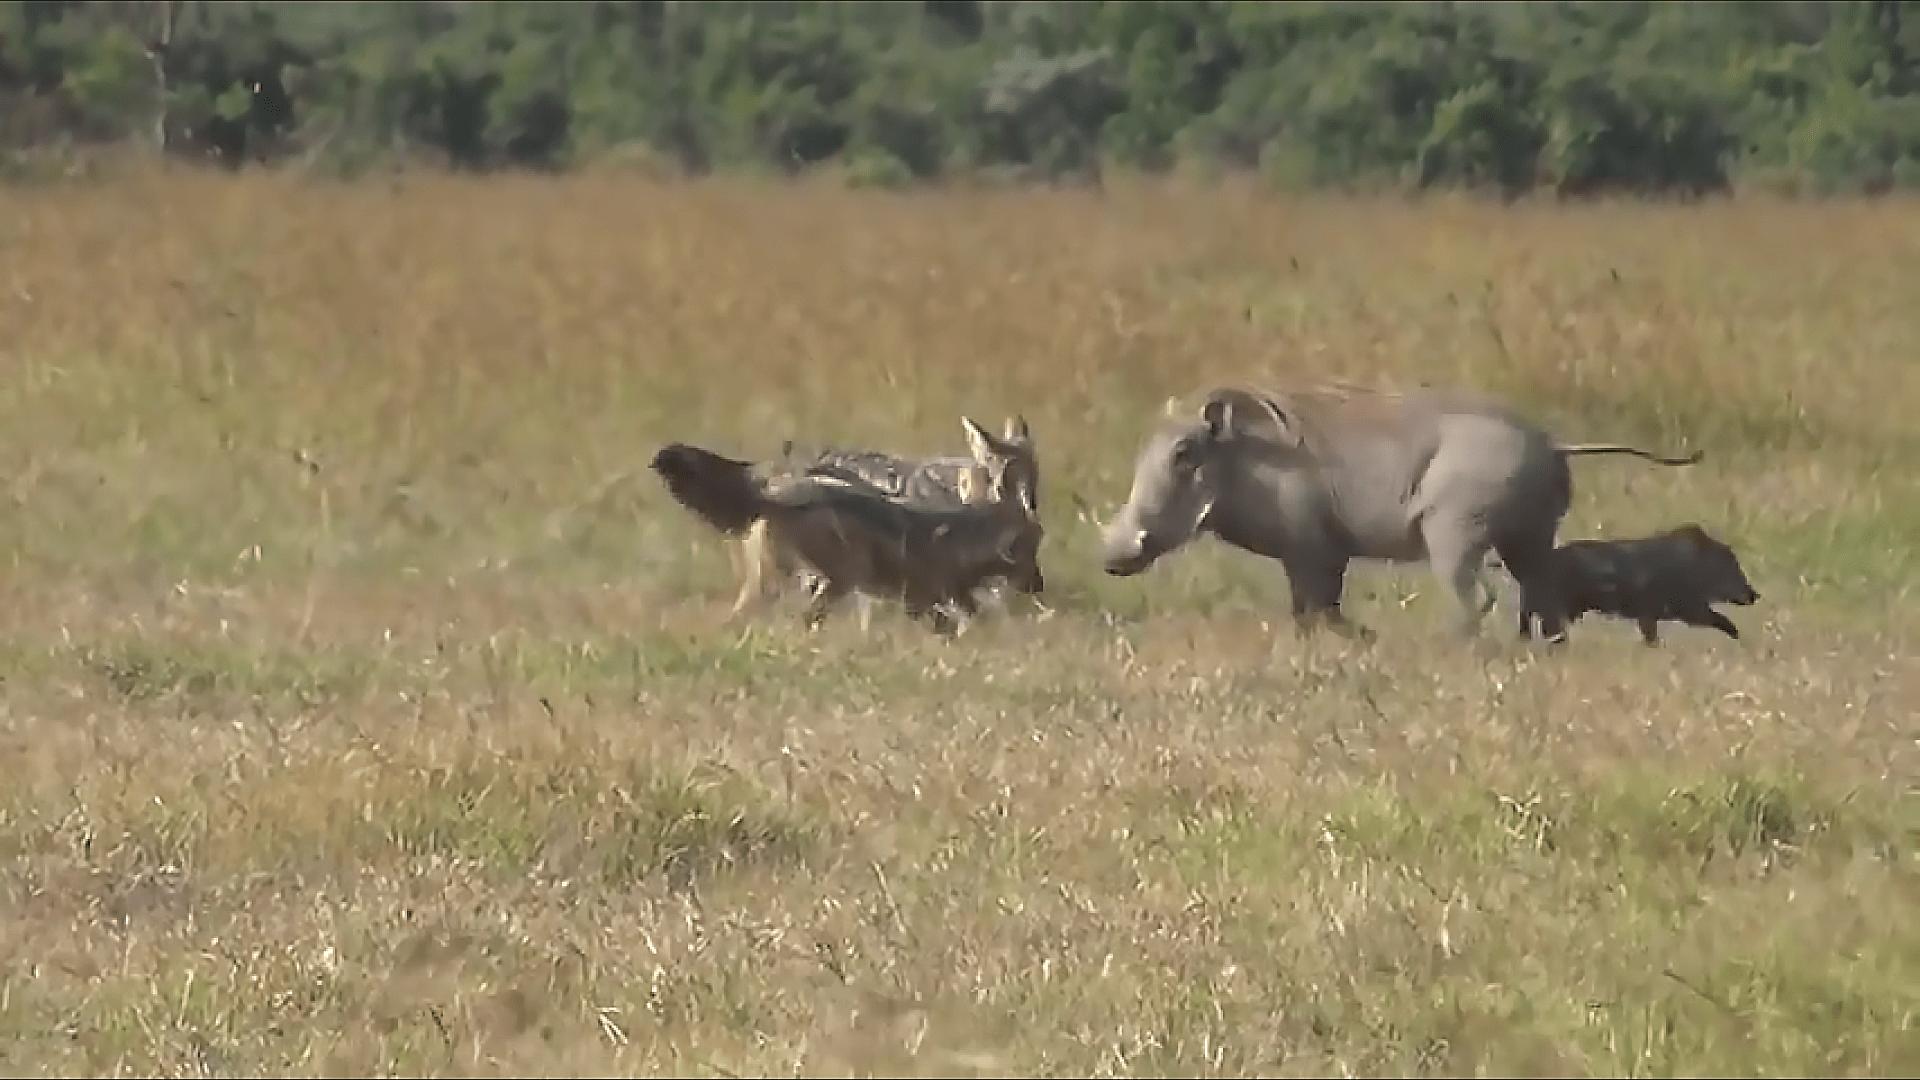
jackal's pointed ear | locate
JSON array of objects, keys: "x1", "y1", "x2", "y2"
[
  {"x1": 962, "y1": 416, "x2": 1005, "y2": 464},
  {"x1": 1003, "y1": 414, "x2": 1032, "y2": 446}
]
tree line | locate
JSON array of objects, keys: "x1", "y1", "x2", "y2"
[{"x1": 4, "y1": 0, "x2": 1918, "y2": 195}]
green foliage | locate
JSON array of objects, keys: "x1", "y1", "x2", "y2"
[{"x1": 4, "y1": 0, "x2": 1920, "y2": 193}]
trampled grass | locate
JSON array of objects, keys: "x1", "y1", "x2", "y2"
[{"x1": 0, "y1": 169, "x2": 1917, "y2": 1076}]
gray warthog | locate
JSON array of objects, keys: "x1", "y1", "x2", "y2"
[
  {"x1": 744, "y1": 464, "x2": 1045, "y2": 635},
  {"x1": 1518, "y1": 523, "x2": 1760, "y2": 645},
  {"x1": 1098, "y1": 384, "x2": 1702, "y2": 642}
]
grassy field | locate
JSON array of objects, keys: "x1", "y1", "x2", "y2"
[{"x1": 1, "y1": 169, "x2": 1917, "y2": 1076}]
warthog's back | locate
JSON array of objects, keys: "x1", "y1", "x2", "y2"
[{"x1": 1256, "y1": 385, "x2": 1547, "y2": 456}]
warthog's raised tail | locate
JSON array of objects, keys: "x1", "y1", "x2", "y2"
[
  {"x1": 651, "y1": 442, "x2": 767, "y2": 535},
  {"x1": 1556, "y1": 443, "x2": 1703, "y2": 467}
]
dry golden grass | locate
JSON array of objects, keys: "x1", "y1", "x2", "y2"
[{"x1": 1, "y1": 169, "x2": 1918, "y2": 1076}]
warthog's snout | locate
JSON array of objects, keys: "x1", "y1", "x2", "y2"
[
  {"x1": 1735, "y1": 585, "x2": 1759, "y2": 605},
  {"x1": 1102, "y1": 528, "x2": 1159, "y2": 577}
]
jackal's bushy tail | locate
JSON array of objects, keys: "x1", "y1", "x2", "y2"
[{"x1": 650, "y1": 442, "x2": 769, "y2": 535}]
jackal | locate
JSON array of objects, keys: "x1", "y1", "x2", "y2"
[
  {"x1": 794, "y1": 415, "x2": 1039, "y2": 516},
  {"x1": 653, "y1": 439, "x2": 1044, "y2": 634},
  {"x1": 652, "y1": 415, "x2": 1040, "y2": 619}
]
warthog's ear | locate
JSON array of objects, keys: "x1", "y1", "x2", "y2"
[
  {"x1": 1003, "y1": 414, "x2": 1032, "y2": 446},
  {"x1": 1201, "y1": 397, "x2": 1230, "y2": 441},
  {"x1": 1202, "y1": 387, "x2": 1292, "y2": 444}
]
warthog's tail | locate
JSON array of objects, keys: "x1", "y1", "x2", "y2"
[
  {"x1": 1557, "y1": 443, "x2": 1703, "y2": 467},
  {"x1": 650, "y1": 442, "x2": 770, "y2": 535}
]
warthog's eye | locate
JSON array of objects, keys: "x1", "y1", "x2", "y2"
[{"x1": 1171, "y1": 438, "x2": 1205, "y2": 471}]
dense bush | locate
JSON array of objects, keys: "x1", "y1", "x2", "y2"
[{"x1": 3, "y1": 0, "x2": 1918, "y2": 193}]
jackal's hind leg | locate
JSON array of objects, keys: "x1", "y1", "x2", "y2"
[
  {"x1": 802, "y1": 578, "x2": 849, "y2": 631},
  {"x1": 728, "y1": 520, "x2": 778, "y2": 620}
]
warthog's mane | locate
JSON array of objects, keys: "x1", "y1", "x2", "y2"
[{"x1": 1165, "y1": 377, "x2": 1444, "y2": 456}]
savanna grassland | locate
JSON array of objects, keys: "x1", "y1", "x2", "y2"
[{"x1": 1, "y1": 169, "x2": 1918, "y2": 1077}]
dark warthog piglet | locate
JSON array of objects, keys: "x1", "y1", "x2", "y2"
[{"x1": 1519, "y1": 523, "x2": 1760, "y2": 645}]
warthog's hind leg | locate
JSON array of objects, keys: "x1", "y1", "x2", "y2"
[
  {"x1": 1496, "y1": 536, "x2": 1568, "y2": 646},
  {"x1": 1423, "y1": 516, "x2": 1496, "y2": 640}
]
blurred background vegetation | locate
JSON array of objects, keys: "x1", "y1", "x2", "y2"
[{"x1": 4, "y1": 0, "x2": 1918, "y2": 195}]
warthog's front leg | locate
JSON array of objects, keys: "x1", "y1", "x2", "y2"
[{"x1": 1285, "y1": 558, "x2": 1373, "y2": 642}]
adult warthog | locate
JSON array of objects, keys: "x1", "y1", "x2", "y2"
[{"x1": 1098, "y1": 385, "x2": 1702, "y2": 642}]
